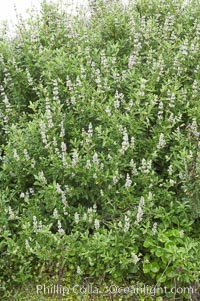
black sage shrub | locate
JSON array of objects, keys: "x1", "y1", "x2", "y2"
[{"x1": 0, "y1": 0, "x2": 200, "y2": 300}]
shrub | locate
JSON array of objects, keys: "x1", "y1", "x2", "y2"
[{"x1": 0, "y1": 0, "x2": 200, "y2": 300}]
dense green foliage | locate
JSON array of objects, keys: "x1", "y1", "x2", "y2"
[{"x1": 0, "y1": 0, "x2": 200, "y2": 299}]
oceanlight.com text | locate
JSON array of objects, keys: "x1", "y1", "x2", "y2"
[{"x1": 36, "y1": 283, "x2": 196, "y2": 297}]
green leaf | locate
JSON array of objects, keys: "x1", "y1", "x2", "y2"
[{"x1": 150, "y1": 262, "x2": 160, "y2": 273}]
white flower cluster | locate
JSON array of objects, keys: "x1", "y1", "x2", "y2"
[
  {"x1": 118, "y1": 212, "x2": 131, "y2": 233},
  {"x1": 192, "y1": 80, "x2": 198, "y2": 98},
  {"x1": 105, "y1": 107, "x2": 111, "y2": 116},
  {"x1": 100, "y1": 50, "x2": 108, "y2": 72},
  {"x1": 135, "y1": 196, "x2": 145, "y2": 225},
  {"x1": 77, "y1": 266, "x2": 82, "y2": 275},
  {"x1": 130, "y1": 137, "x2": 135, "y2": 149},
  {"x1": 168, "y1": 165, "x2": 173, "y2": 176},
  {"x1": 114, "y1": 90, "x2": 124, "y2": 110},
  {"x1": 70, "y1": 96, "x2": 76, "y2": 105},
  {"x1": 114, "y1": 90, "x2": 120, "y2": 109},
  {"x1": 124, "y1": 215, "x2": 130, "y2": 233},
  {"x1": 74, "y1": 212, "x2": 80, "y2": 225},
  {"x1": 20, "y1": 191, "x2": 30, "y2": 202},
  {"x1": 180, "y1": 38, "x2": 189, "y2": 56},
  {"x1": 88, "y1": 122, "x2": 93, "y2": 138},
  {"x1": 157, "y1": 133, "x2": 166, "y2": 149},
  {"x1": 158, "y1": 101, "x2": 164, "y2": 120},
  {"x1": 66, "y1": 75, "x2": 74, "y2": 93},
  {"x1": 26, "y1": 68, "x2": 33, "y2": 86},
  {"x1": 8, "y1": 206, "x2": 15, "y2": 220},
  {"x1": 152, "y1": 222, "x2": 158, "y2": 234},
  {"x1": 167, "y1": 91, "x2": 175, "y2": 108},
  {"x1": 53, "y1": 208, "x2": 59, "y2": 219},
  {"x1": 162, "y1": 15, "x2": 175, "y2": 39},
  {"x1": 45, "y1": 97, "x2": 53, "y2": 129},
  {"x1": 94, "y1": 218, "x2": 100, "y2": 230},
  {"x1": 38, "y1": 171, "x2": 47, "y2": 185},
  {"x1": 23, "y1": 149, "x2": 30, "y2": 161},
  {"x1": 128, "y1": 53, "x2": 136, "y2": 69},
  {"x1": 56, "y1": 183, "x2": 68, "y2": 208},
  {"x1": 157, "y1": 54, "x2": 165, "y2": 79},
  {"x1": 39, "y1": 121, "x2": 48, "y2": 148},
  {"x1": 25, "y1": 239, "x2": 31, "y2": 251},
  {"x1": 130, "y1": 159, "x2": 138, "y2": 175},
  {"x1": 189, "y1": 118, "x2": 199, "y2": 138},
  {"x1": 58, "y1": 220, "x2": 65, "y2": 235},
  {"x1": 72, "y1": 149, "x2": 79, "y2": 166},
  {"x1": 82, "y1": 205, "x2": 97, "y2": 224},
  {"x1": 86, "y1": 159, "x2": 91, "y2": 169},
  {"x1": 92, "y1": 152, "x2": 99, "y2": 165},
  {"x1": 139, "y1": 158, "x2": 152, "y2": 174},
  {"x1": 60, "y1": 120, "x2": 65, "y2": 138},
  {"x1": 131, "y1": 252, "x2": 140, "y2": 264},
  {"x1": 120, "y1": 127, "x2": 129, "y2": 154},
  {"x1": 52, "y1": 79, "x2": 59, "y2": 102},
  {"x1": 13, "y1": 149, "x2": 19, "y2": 161},
  {"x1": 125, "y1": 173, "x2": 132, "y2": 189},
  {"x1": 33, "y1": 216, "x2": 38, "y2": 232},
  {"x1": 61, "y1": 141, "x2": 67, "y2": 154},
  {"x1": 2, "y1": 94, "x2": 12, "y2": 113},
  {"x1": 139, "y1": 78, "x2": 147, "y2": 97}
]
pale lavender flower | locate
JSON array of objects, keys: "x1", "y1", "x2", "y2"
[
  {"x1": 152, "y1": 222, "x2": 158, "y2": 234},
  {"x1": 45, "y1": 98, "x2": 53, "y2": 128},
  {"x1": 94, "y1": 219, "x2": 100, "y2": 230},
  {"x1": 60, "y1": 121, "x2": 65, "y2": 138},
  {"x1": 25, "y1": 239, "x2": 31, "y2": 250},
  {"x1": 131, "y1": 253, "x2": 140, "y2": 264},
  {"x1": 56, "y1": 183, "x2": 62, "y2": 193},
  {"x1": 88, "y1": 122, "x2": 93, "y2": 138},
  {"x1": 120, "y1": 127, "x2": 129, "y2": 154},
  {"x1": 124, "y1": 215, "x2": 130, "y2": 233},
  {"x1": 74, "y1": 212, "x2": 80, "y2": 224},
  {"x1": 168, "y1": 165, "x2": 173, "y2": 176},
  {"x1": 13, "y1": 149, "x2": 19, "y2": 161},
  {"x1": 130, "y1": 159, "x2": 138, "y2": 175},
  {"x1": 23, "y1": 149, "x2": 30, "y2": 161},
  {"x1": 38, "y1": 171, "x2": 47, "y2": 185},
  {"x1": 125, "y1": 173, "x2": 132, "y2": 189},
  {"x1": 61, "y1": 142, "x2": 67, "y2": 153},
  {"x1": 71, "y1": 96, "x2": 76, "y2": 105},
  {"x1": 20, "y1": 192, "x2": 25, "y2": 198},
  {"x1": 158, "y1": 101, "x2": 164, "y2": 120},
  {"x1": 40, "y1": 121, "x2": 48, "y2": 146},
  {"x1": 157, "y1": 133, "x2": 166, "y2": 149},
  {"x1": 86, "y1": 159, "x2": 91, "y2": 169},
  {"x1": 72, "y1": 150, "x2": 79, "y2": 166},
  {"x1": 93, "y1": 152, "x2": 99, "y2": 165},
  {"x1": 26, "y1": 68, "x2": 33, "y2": 86},
  {"x1": 33, "y1": 216, "x2": 37, "y2": 232},
  {"x1": 77, "y1": 266, "x2": 82, "y2": 275},
  {"x1": 58, "y1": 220, "x2": 65, "y2": 235},
  {"x1": 130, "y1": 137, "x2": 135, "y2": 149},
  {"x1": 105, "y1": 107, "x2": 111, "y2": 116},
  {"x1": 53, "y1": 208, "x2": 59, "y2": 219},
  {"x1": 135, "y1": 197, "x2": 145, "y2": 225},
  {"x1": 61, "y1": 191, "x2": 67, "y2": 206},
  {"x1": 52, "y1": 80, "x2": 59, "y2": 101},
  {"x1": 8, "y1": 206, "x2": 15, "y2": 220},
  {"x1": 113, "y1": 175, "x2": 119, "y2": 185},
  {"x1": 128, "y1": 53, "x2": 136, "y2": 69}
]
